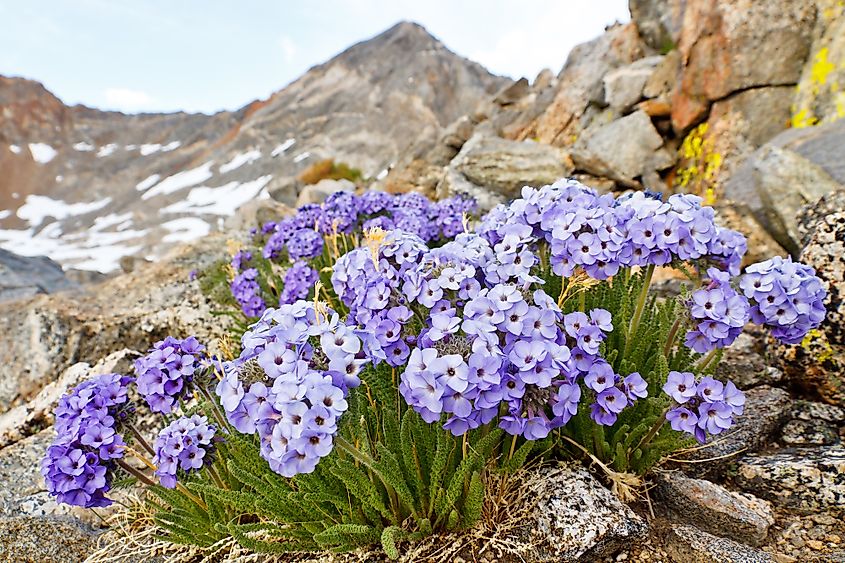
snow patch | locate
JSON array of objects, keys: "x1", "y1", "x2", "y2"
[
  {"x1": 0, "y1": 225, "x2": 147, "y2": 273},
  {"x1": 91, "y1": 212, "x2": 133, "y2": 232},
  {"x1": 136, "y1": 174, "x2": 161, "y2": 192},
  {"x1": 141, "y1": 162, "x2": 214, "y2": 200},
  {"x1": 293, "y1": 151, "x2": 311, "y2": 163},
  {"x1": 271, "y1": 138, "x2": 295, "y2": 157},
  {"x1": 0, "y1": 210, "x2": 10, "y2": 220},
  {"x1": 161, "y1": 141, "x2": 181, "y2": 152},
  {"x1": 376, "y1": 168, "x2": 389, "y2": 180},
  {"x1": 139, "y1": 143, "x2": 162, "y2": 156},
  {"x1": 16, "y1": 195, "x2": 112, "y2": 227},
  {"x1": 9, "y1": 145, "x2": 21, "y2": 154},
  {"x1": 161, "y1": 175, "x2": 272, "y2": 216},
  {"x1": 161, "y1": 218, "x2": 210, "y2": 243},
  {"x1": 97, "y1": 144, "x2": 118, "y2": 157},
  {"x1": 73, "y1": 142, "x2": 95, "y2": 152},
  {"x1": 55, "y1": 175, "x2": 64, "y2": 183},
  {"x1": 28, "y1": 143, "x2": 57, "y2": 164},
  {"x1": 219, "y1": 149, "x2": 261, "y2": 174}
]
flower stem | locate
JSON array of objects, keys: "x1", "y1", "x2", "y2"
[
  {"x1": 630, "y1": 408, "x2": 669, "y2": 456},
  {"x1": 696, "y1": 349, "x2": 719, "y2": 373},
  {"x1": 663, "y1": 318, "x2": 682, "y2": 357},
  {"x1": 626, "y1": 264, "x2": 655, "y2": 356},
  {"x1": 116, "y1": 459, "x2": 156, "y2": 487},
  {"x1": 126, "y1": 423, "x2": 155, "y2": 457},
  {"x1": 197, "y1": 384, "x2": 228, "y2": 429}
]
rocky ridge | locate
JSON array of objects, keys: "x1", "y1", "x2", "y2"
[{"x1": 0, "y1": 22, "x2": 506, "y2": 273}]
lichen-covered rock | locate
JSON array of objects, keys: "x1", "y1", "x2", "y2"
[
  {"x1": 665, "y1": 525, "x2": 775, "y2": 563},
  {"x1": 792, "y1": 0, "x2": 845, "y2": 127},
  {"x1": 516, "y1": 464, "x2": 647, "y2": 562},
  {"x1": 780, "y1": 400, "x2": 844, "y2": 446},
  {"x1": 797, "y1": 189, "x2": 845, "y2": 247},
  {"x1": 776, "y1": 199, "x2": 845, "y2": 405},
  {"x1": 654, "y1": 471, "x2": 774, "y2": 546},
  {"x1": 671, "y1": 0, "x2": 815, "y2": 132},
  {"x1": 670, "y1": 386, "x2": 791, "y2": 478},
  {"x1": 0, "y1": 515, "x2": 97, "y2": 563},
  {"x1": 736, "y1": 446, "x2": 845, "y2": 514}
]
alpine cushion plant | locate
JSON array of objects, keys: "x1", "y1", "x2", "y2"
[{"x1": 42, "y1": 178, "x2": 828, "y2": 560}]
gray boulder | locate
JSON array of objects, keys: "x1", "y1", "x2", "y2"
[
  {"x1": 725, "y1": 121, "x2": 845, "y2": 255},
  {"x1": 516, "y1": 464, "x2": 647, "y2": 562},
  {"x1": 437, "y1": 134, "x2": 572, "y2": 206},
  {"x1": 0, "y1": 249, "x2": 79, "y2": 303},
  {"x1": 736, "y1": 446, "x2": 845, "y2": 514},
  {"x1": 654, "y1": 471, "x2": 774, "y2": 546},
  {"x1": 571, "y1": 110, "x2": 674, "y2": 186},
  {"x1": 295, "y1": 178, "x2": 356, "y2": 207},
  {"x1": 665, "y1": 525, "x2": 775, "y2": 563},
  {"x1": 602, "y1": 56, "x2": 664, "y2": 112}
]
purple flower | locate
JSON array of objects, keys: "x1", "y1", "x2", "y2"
[
  {"x1": 153, "y1": 415, "x2": 217, "y2": 489},
  {"x1": 41, "y1": 374, "x2": 133, "y2": 508},
  {"x1": 622, "y1": 372, "x2": 648, "y2": 401},
  {"x1": 662, "y1": 371, "x2": 696, "y2": 404},
  {"x1": 740, "y1": 256, "x2": 827, "y2": 344},
  {"x1": 666, "y1": 407, "x2": 698, "y2": 434},
  {"x1": 134, "y1": 337, "x2": 207, "y2": 414}
]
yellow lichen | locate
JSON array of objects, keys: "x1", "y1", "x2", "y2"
[
  {"x1": 674, "y1": 123, "x2": 723, "y2": 200},
  {"x1": 801, "y1": 328, "x2": 835, "y2": 363}
]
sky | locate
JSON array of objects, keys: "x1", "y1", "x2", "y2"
[{"x1": 0, "y1": 0, "x2": 629, "y2": 115}]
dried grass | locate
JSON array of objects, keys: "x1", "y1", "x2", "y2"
[{"x1": 82, "y1": 465, "x2": 555, "y2": 563}]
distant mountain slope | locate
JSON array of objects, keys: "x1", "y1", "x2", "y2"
[{"x1": 0, "y1": 22, "x2": 508, "y2": 272}]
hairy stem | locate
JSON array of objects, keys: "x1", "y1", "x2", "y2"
[
  {"x1": 663, "y1": 318, "x2": 682, "y2": 357},
  {"x1": 116, "y1": 459, "x2": 156, "y2": 487},
  {"x1": 697, "y1": 349, "x2": 719, "y2": 373},
  {"x1": 126, "y1": 423, "x2": 155, "y2": 457}
]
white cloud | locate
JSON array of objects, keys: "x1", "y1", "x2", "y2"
[
  {"x1": 103, "y1": 87, "x2": 155, "y2": 110},
  {"x1": 469, "y1": 0, "x2": 629, "y2": 80}
]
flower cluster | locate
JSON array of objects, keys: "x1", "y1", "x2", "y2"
[
  {"x1": 478, "y1": 180, "x2": 748, "y2": 279},
  {"x1": 685, "y1": 267, "x2": 750, "y2": 353},
  {"x1": 230, "y1": 250, "x2": 266, "y2": 318},
  {"x1": 331, "y1": 229, "x2": 429, "y2": 365},
  {"x1": 740, "y1": 256, "x2": 827, "y2": 344},
  {"x1": 280, "y1": 261, "x2": 319, "y2": 305},
  {"x1": 41, "y1": 374, "x2": 133, "y2": 507},
  {"x1": 332, "y1": 227, "x2": 651, "y2": 438},
  {"x1": 153, "y1": 415, "x2": 217, "y2": 488},
  {"x1": 258, "y1": 192, "x2": 476, "y2": 262},
  {"x1": 216, "y1": 301, "x2": 364, "y2": 477},
  {"x1": 663, "y1": 371, "x2": 745, "y2": 443},
  {"x1": 134, "y1": 336, "x2": 207, "y2": 413}
]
